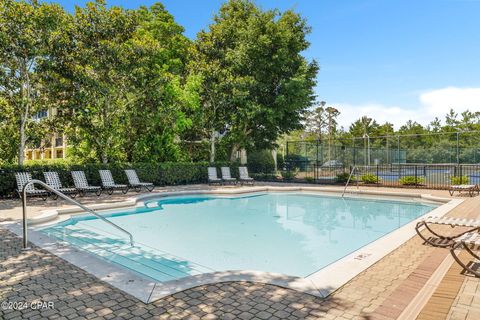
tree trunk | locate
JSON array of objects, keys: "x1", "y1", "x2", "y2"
[
  {"x1": 18, "y1": 116, "x2": 26, "y2": 166},
  {"x1": 230, "y1": 143, "x2": 240, "y2": 162},
  {"x1": 18, "y1": 60, "x2": 30, "y2": 166},
  {"x1": 209, "y1": 129, "x2": 216, "y2": 163},
  {"x1": 101, "y1": 150, "x2": 108, "y2": 164}
]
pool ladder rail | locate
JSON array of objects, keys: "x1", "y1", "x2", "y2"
[
  {"x1": 21, "y1": 180, "x2": 134, "y2": 249},
  {"x1": 342, "y1": 166, "x2": 359, "y2": 197}
]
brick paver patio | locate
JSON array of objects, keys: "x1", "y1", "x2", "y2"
[{"x1": 1, "y1": 185, "x2": 480, "y2": 319}]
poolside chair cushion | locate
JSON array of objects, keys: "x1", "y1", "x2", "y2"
[
  {"x1": 456, "y1": 232, "x2": 480, "y2": 246},
  {"x1": 423, "y1": 216, "x2": 480, "y2": 227},
  {"x1": 451, "y1": 184, "x2": 476, "y2": 190}
]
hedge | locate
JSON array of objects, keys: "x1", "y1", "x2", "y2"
[{"x1": 0, "y1": 162, "x2": 249, "y2": 198}]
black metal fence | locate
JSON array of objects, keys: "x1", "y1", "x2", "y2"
[
  {"x1": 283, "y1": 131, "x2": 480, "y2": 166},
  {"x1": 273, "y1": 162, "x2": 480, "y2": 190}
]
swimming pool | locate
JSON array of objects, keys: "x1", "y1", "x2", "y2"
[{"x1": 39, "y1": 192, "x2": 437, "y2": 283}]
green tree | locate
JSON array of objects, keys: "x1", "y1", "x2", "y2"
[
  {"x1": 0, "y1": 98, "x2": 18, "y2": 164},
  {"x1": 0, "y1": 0, "x2": 66, "y2": 165},
  {"x1": 44, "y1": 1, "x2": 199, "y2": 163},
  {"x1": 305, "y1": 103, "x2": 327, "y2": 140},
  {"x1": 121, "y1": 3, "x2": 200, "y2": 162},
  {"x1": 349, "y1": 116, "x2": 379, "y2": 137},
  {"x1": 193, "y1": 0, "x2": 318, "y2": 161}
]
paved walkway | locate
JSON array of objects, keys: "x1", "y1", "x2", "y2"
[{"x1": 1, "y1": 185, "x2": 480, "y2": 319}]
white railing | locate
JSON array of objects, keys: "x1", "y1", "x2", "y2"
[
  {"x1": 342, "y1": 166, "x2": 358, "y2": 197},
  {"x1": 21, "y1": 180, "x2": 134, "y2": 249}
]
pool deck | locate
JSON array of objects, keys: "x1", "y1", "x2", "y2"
[{"x1": 1, "y1": 183, "x2": 479, "y2": 319}]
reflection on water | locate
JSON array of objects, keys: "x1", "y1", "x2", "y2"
[{"x1": 40, "y1": 193, "x2": 437, "y2": 280}]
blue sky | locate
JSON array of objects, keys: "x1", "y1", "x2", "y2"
[{"x1": 52, "y1": 0, "x2": 480, "y2": 128}]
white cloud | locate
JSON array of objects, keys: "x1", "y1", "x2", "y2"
[
  {"x1": 419, "y1": 87, "x2": 480, "y2": 117},
  {"x1": 333, "y1": 86, "x2": 480, "y2": 130}
]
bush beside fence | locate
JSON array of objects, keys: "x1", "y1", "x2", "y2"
[
  {"x1": 279, "y1": 161, "x2": 480, "y2": 190},
  {"x1": 2, "y1": 160, "x2": 479, "y2": 198}
]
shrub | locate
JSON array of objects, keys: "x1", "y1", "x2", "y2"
[
  {"x1": 305, "y1": 176, "x2": 314, "y2": 183},
  {"x1": 451, "y1": 176, "x2": 469, "y2": 185},
  {"x1": 284, "y1": 154, "x2": 309, "y2": 171},
  {"x1": 336, "y1": 172, "x2": 350, "y2": 183},
  {"x1": 251, "y1": 172, "x2": 277, "y2": 181},
  {"x1": 281, "y1": 170, "x2": 297, "y2": 181},
  {"x1": 0, "y1": 161, "x2": 239, "y2": 198},
  {"x1": 361, "y1": 173, "x2": 380, "y2": 184},
  {"x1": 276, "y1": 152, "x2": 285, "y2": 171},
  {"x1": 247, "y1": 150, "x2": 275, "y2": 173},
  {"x1": 399, "y1": 176, "x2": 424, "y2": 186}
]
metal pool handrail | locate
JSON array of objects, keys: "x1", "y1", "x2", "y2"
[
  {"x1": 21, "y1": 180, "x2": 134, "y2": 249},
  {"x1": 342, "y1": 166, "x2": 358, "y2": 197}
]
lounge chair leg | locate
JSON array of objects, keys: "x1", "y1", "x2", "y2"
[
  {"x1": 416, "y1": 222, "x2": 480, "y2": 248},
  {"x1": 450, "y1": 242, "x2": 480, "y2": 277},
  {"x1": 415, "y1": 222, "x2": 452, "y2": 247},
  {"x1": 122, "y1": 188, "x2": 129, "y2": 194},
  {"x1": 464, "y1": 243, "x2": 480, "y2": 260}
]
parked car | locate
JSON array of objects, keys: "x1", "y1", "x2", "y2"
[{"x1": 322, "y1": 160, "x2": 344, "y2": 168}]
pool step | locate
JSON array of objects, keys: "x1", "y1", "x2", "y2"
[{"x1": 44, "y1": 226, "x2": 210, "y2": 282}]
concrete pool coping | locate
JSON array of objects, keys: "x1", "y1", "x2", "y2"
[{"x1": 1, "y1": 186, "x2": 463, "y2": 303}]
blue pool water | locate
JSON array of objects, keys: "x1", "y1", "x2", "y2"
[{"x1": 39, "y1": 193, "x2": 437, "y2": 281}]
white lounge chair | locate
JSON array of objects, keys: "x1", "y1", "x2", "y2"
[
  {"x1": 208, "y1": 167, "x2": 222, "y2": 185},
  {"x1": 239, "y1": 166, "x2": 254, "y2": 185},
  {"x1": 43, "y1": 171, "x2": 78, "y2": 199},
  {"x1": 99, "y1": 170, "x2": 129, "y2": 195},
  {"x1": 450, "y1": 232, "x2": 480, "y2": 277},
  {"x1": 221, "y1": 167, "x2": 237, "y2": 185},
  {"x1": 415, "y1": 216, "x2": 480, "y2": 247},
  {"x1": 71, "y1": 171, "x2": 102, "y2": 197},
  {"x1": 449, "y1": 184, "x2": 479, "y2": 197},
  {"x1": 125, "y1": 169, "x2": 154, "y2": 192},
  {"x1": 15, "y1": 172, "x2": 48, "y2": 200}
]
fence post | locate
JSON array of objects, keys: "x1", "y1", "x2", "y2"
[
  {"x1": 376, "y1": 165, "x2": 379, "y2": 187},
  {"x1": 456, "y1": 132, "x2": 460, "y2": 164},
  {"x1": 397, "y1": 136, "x2": 400, "y2": 164},
  {"x1": 415, "y1": 165, "x2": 418, "y2": 189}
]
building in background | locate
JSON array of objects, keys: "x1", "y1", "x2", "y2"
[{"x1": 24, "y1": 107, "x2": 67, "y2": 161}]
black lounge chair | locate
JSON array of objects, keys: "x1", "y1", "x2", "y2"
[
  {"x1": 99, "y1": 170, "x2": 129, "y2": 195},
  {"x1": 208, "y1": 167, "x2": 222, "y2": 185},
  {"x1": 415, "y1": 216, "x2": 480, "y2": 248},
  {"x1": 239, "y1": 166, "x2": 254, "y2": 185},
  {"x1": 71, "y1": 171, "x2": 102, "y2": 197},
  {"x1": 43, "y1": 171, "x2": 78, "y2": 199},
  {"x1": 221, "y1": 167, "x2": 237, "y2": 185},
  {"x1": 125, "y1": 169, "x2": 154, "y2": 192},
  {"x1": 15, "y1": 172, "x2": 48, "y2": 200}
]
